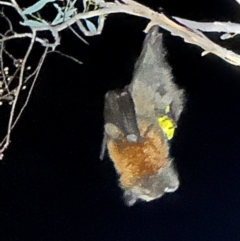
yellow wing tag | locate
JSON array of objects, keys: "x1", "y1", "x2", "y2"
[{"x1": 157, "y1": 106, "x2": 175, "y2": 140}]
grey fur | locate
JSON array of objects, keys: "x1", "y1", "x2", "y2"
[
  {"x1": 124, "y1": 26, "x2": 184, "y2": 205},
  {"x1": 129, "y1": 25, "x2": 184, "y2": 123},
  {"x1": 103, "y1": 26, "x2": 185, "y2": 205}
]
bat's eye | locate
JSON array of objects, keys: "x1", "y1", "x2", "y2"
[{"x1": 158, "y1": 116, "x2": 175, "y2": 140}]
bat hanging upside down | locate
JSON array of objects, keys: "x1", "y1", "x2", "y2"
[{"x1": 101, "y1": 25, "x2": 185, "y2": 206}]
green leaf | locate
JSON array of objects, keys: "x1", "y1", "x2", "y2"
[
  {"x1": 22, "y1": 0, "x2": 56, "y2": 15},
  {"x1": 20, "y1": 20, "x2": 49, "y2": 27},
  {"x1": 85, "y1": 19, "x2": 97, "y2": 34},
  {"x1": 51, "y1": 8, "x2": 77, "y2": 25}
]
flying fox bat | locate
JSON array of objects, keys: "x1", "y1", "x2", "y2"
[{"x1": 101, "y1": 25, "x2": 185, "y2": 206}]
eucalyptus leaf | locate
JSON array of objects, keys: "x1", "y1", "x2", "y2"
[
  {"x1": 220, "y1": 33, "x2": 237, "y2": 40},
  {"x1": 22, "y1": 0, "x2": 56, "y2": 15},
  {"x1": 85, "y1": 19, "x2": 97, "y2": 34},
  {"x1": 52, "y1": 8, "x2": 77, "y2": 25},
  {"x1": 64, "y1": 8, "x2": 77, "y2": 18},
  {"x1": 53, "y1": 3, "x2": 63, "y2": 14},
  {"x1": 20, "y1": 20, "x2": 49, "y2": 27},
  {"x1": 52, "y1": 12, "x2": 63, "y2": 25},
  {"x1": 69, "y1": 0, "x2": 77, "y2": 9}
]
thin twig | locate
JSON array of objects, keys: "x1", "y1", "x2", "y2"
[
  {"x1": 48, "y1": 50, "x2": 83, "y2": 64},
  {"x1": 0, "y1": 10, "x2": 13, "y2": 32},
  {"x1": 0, "y1": 40, "x2": 10, "y2": 94},
  {"x1": 10, "y1": 0, "x2": 27, "y2": 21},
  {"x1": 0, "y1": 30, "x2": 36, "y2": 153},
  {"x1": 69, "y1": 25, "x2": 89, "y2": 45},
  {"x1": 12, "y1": 47, "x2": 48, "y2": 129},
  {"x1": 0, "y1": 33, "x2": 52, "y2": 47}
]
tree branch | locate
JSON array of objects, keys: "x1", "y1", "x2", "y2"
[
  {"x1": 0, "y1": 31, "x2": 37, "y2": 154},
  {"x1": 25, "y1": 0, "x2": 240, "y2": 66}
]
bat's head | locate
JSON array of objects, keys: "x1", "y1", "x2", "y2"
[
  {"x1": 105, "y1": 116, "x2": 180, "y2": 206},
  {"x1": 123, "y1": 161, "x2": 179, "y2": 206}
]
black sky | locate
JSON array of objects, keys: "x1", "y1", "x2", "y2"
[{"x1": 1, "y1": 0, "x2": 240, "y2": 240}]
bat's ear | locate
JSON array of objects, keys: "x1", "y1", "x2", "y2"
[{"x1": 123, "y1": 190, "x2": 138, "y2": 206}]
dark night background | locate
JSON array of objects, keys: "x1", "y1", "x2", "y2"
[{"x1": 1, "y1": 0, "x2": 240, "y2": 240}]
